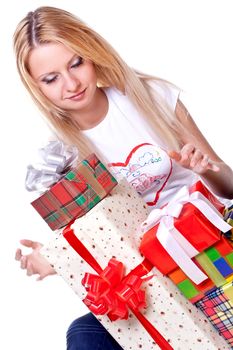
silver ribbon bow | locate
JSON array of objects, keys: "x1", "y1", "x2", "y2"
[{"x1": 25, "y1": 141, "x2": 79, "y2": 193}]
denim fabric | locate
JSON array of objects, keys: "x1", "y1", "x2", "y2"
[{"x1": 66, "y1": 313, "x2": 123, "y2": 350}]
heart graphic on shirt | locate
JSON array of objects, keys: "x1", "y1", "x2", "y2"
[{"x1": 109, "y1": 143, "x2": 172, "y2": 206}]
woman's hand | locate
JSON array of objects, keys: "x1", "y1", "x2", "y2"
[
  {"x1": 170, "y1": 99, "x2": 233, "y2": 198},
  {"x1": 15, "y1": 239, "x2": 56, "y2": 280},
  {"x1": 168, "y1": 143, "x2": 220, "y2": 175}
]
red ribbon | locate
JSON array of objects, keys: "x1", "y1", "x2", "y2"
[
  {"x1": 63, "y1": 221, "x2": 174, "y2": 350},
  {"x1": 82, "y1": 257, "x2": 148, "y2": 320}
]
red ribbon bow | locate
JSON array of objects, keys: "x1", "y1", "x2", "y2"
[
  {"x1": 63, "y1": 222, "x2": 174, "y2": 350},
  {"x1": 82, "y1": 258, "x2": 147, "y2": 320}
]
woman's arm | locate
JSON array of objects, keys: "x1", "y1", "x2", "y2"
[{"x1": 168, "y1": 99, "x2": 233, "y2": 199}]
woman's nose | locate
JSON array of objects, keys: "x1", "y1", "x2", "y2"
[{"x1": 64, "y1": 73, "x2": 80, "y2": 91}]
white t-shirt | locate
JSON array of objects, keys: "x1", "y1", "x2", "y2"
[{"x1": 82, "y1": 81, "x2": 198, "y2": 209}]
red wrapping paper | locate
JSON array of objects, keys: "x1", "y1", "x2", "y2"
[{"x1": 139, "y1": 181, "x2": 225, "y2": 276}]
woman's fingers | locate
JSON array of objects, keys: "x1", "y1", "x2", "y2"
[
  {"x1": 15, "y1": 248, "x2": 22, "y2": 261},
  {"x1": 20, "y1": 256, "x2": 27, "y2": 269},
  {"x1": 16, "y1": 240, "x2": 47, "y2": 279},
  {"x1": 180, "y1": 144, "x2": 195, "y2": 159},
  {"x1": 169, "y1": 144, "x2": 195, "y2": 167},
  {"x1": 26, "y1": 262, "x2": 34, "y2": 276},
  {"x1": 200, "y1": 154, "x2": 219, "y2": 171},
  {"x1": 207, "y1": 160, "x2": 220, "y2": 172},
  {"x1": 201, "y1": 154, "x2": 209, "y2": 168},
  {"x1": 18, "y1": 254, "x2": 38, "y2": 277},
  {"x1": 168, "y1": 145, "x2": 220, "y2": 174},
  {"x1": 36, "y1": 274, "x2": 45, "y2": 281},
  {"x1": 168, "y1": 150, "x2": 181, "y2": 162},
  {"x1": 189, "y1": 149, "x2": 203, "y2": 168},
  {"x1": 20, "y1": 239, "x2": 41, "y2": 249}
]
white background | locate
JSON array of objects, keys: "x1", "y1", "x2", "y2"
[{"x1": 1, "y1": 1, "x2": 232, "y2": 349}]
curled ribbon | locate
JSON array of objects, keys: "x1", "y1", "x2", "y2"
[
  {"x1": 82, "y1": 258, "x2": 148, "y2": 320},
  {"x1": 25, "y1": 140, "x2": 78, "y2": 193},
  {"x1": 141, "y1": 185, "x2": 232, "y2": 285}
]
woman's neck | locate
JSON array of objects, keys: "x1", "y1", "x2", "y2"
[{"x1": 70, "y1": 87, "x2": 109, "y2": 130}]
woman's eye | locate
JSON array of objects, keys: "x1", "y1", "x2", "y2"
[
  {"x1": 70, "y1": 57, "x2": 83, "y2": 69},
  {"x1": 42, "y1": 75, "x2": 58, "y2": 85}
]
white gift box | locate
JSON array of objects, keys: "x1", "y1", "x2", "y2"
[{"x1": 41, "y1": 179, "x2": 229, "y2": 349}]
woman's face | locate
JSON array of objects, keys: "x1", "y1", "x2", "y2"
[{"x1": 28, "y1": 42, "x2": 98, "y2": 115}]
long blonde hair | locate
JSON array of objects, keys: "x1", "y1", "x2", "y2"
[{"x1": 13, "y1": 6, "x2": 185, "y2": 158}]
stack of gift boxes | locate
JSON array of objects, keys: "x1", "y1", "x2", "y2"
[
  {"x1": 139, "y1": 182, "x2": 233, "y2": 347},
  {"x1": 29, "y1": 144, "x2": 233, "y2": 350}
]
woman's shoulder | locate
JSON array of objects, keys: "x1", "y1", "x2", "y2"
[
  {"x1": 147, "y1": 78, "x2": 181, "y2": 111},
  {"x1": 102, "y1": 78, "x2": 181, "y2": 112}
]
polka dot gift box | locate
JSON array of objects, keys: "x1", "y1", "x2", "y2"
[{"x1": 40, "y1": 179, "x2": 228, "y2": 349}]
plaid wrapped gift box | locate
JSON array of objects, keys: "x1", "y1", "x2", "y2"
[
  {"x1": 196, "y1": 280, "x2": 233, "y2": 348},
  {"x1": 140, "y1": 181, "x2": 233, "y2": 303},
  {"x1": 31, "y1": 153, "x2": 117, "y2": 230}
]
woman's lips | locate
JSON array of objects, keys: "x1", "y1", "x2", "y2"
[{"x1": 67, "y1": 88, "x2": 86, "y2": 101}]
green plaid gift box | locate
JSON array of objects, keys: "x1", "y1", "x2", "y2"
[{"x1": 31, "y1": 154, "x2": 117, "y2": 230}]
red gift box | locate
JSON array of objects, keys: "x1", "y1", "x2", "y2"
[{"x1": 139, "y1": 181, "x2": 228, "y2": 282}]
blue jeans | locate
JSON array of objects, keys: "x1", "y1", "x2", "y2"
[{"x1": 66, "y1": 313, "x2": 123, "y2": 350}]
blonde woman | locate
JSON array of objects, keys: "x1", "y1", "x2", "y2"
[{"x1": 14, "y1": 6, "x2": 233, "y2": 350}]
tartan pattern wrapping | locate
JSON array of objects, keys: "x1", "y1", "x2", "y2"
[
  {"x1": 31, "y1": 154, "x2": 117, "y2": 230},
  {"x1": 196, "y1": 281, "x2": 233, "y2": 347}
]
